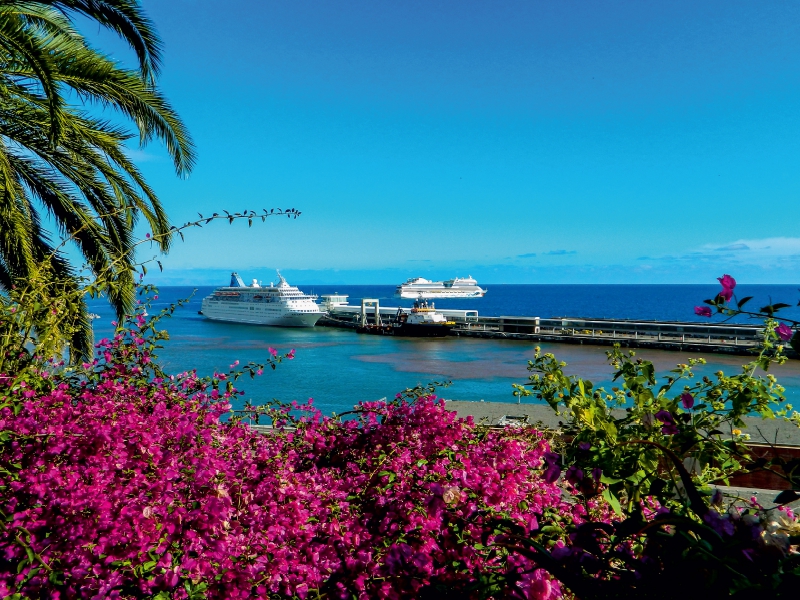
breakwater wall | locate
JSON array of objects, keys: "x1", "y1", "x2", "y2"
[{"x1": 318, "y1": 304, "x2": 787, "y2": 357}]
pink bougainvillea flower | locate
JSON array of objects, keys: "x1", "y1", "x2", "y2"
[
  {"x1": 287, "y1": 349, "x2": 295, "y2": 360},
  {"x1": 704, "y1": 510, "x2": 735, "y2": 537},
  {"x1": 695, "y1": 306, "x2": 712, "y2": 317},
  {"x1": 442, "y1": 486, "x2": 460, "y2": 505},
  {"x1": 776, "y1": 323, "x2": 794, "y2": 342},
  {"x1": 529, "y1": 572, "x2": 553, "y2": 600},
  {"x1": 268, "y1": 347, "x2": 278, "y2": 357},
  {"x1": 542, "y1": 451, "x2": 562, "y2": 483},
  {"x1": 680, "y1": 392, "x2": 694, "y2": 410},
  {"x1": 717, "y1": 274, "x2": 736, "y2": 301},
  {"x1": 385, "y1": 543, "x2": 414, "y2": 575},
  {"x1": 655, "y1": 410, "x2": 679, "y2": 435},
  {"x1": 718, "y1": 274, "x2": 736, "y2": 290},
  {"x1": 565, "y1": 466, "x2": 584, "y2": 487}
]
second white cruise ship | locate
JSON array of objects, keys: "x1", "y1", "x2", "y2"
[
  {"x1": 395, "y1": 276, "x2": 487, "y2": 299},
  {"x1": 200, "y1": 272, "x2": 322, "y2": 327}
]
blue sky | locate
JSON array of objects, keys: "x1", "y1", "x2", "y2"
[{"x1": 94, "y1": 1, "x2": 800, "y2": 284}]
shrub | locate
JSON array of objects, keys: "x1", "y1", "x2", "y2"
[
  {"x1": 0, "y1": 310, "x2": 584, "y2": 599},
  {"x1": 499, "y1": 274, "x2": 800, "y2": 599}
]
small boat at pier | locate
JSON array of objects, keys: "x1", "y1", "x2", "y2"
[{"x1": 357, "y1": 299, "x2": 455, "y2": 337}]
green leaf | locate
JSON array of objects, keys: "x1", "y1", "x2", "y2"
[
  {"x1": 142, "y1": 560, "x2": 156, "y2": 572},
  {"x1": 641, "y1": 362, "x2": 655, "y2": 385},
  {"x1": 737, "y1": 296, "x2": 753, "y2": 309},
  {"x1": 602, "y1": 488, "x2": 623, "y2": 516},
  {"x1": 625, "y1": 470, "x2": 647, "y2": 485},
  {"x1": 600, "y1": 474, "x2": 623, "y2": 485}
]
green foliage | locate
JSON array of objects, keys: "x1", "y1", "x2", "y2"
[
  {"x1": 514, "y1": 343, "x2": 795, "y2": 513},
  {"x1": 0, "y1": 1, "x2": 194, "y2": 361},
  {"x1": 0, "y1": 208, "x2": 301, "y2": 377},
  {"x1": 499, "y1": 277, "x2": 800, "y2": 598},
  {"x1": 0, "y1": 262, "x2": 84, "y2": 372}
]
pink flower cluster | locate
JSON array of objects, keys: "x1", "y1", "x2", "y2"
[
  {"x1": 695, "y1": 273, "x2": 737, "y2": 317},
  {"x1": 0, "y1": 330, "x2": 580, "y2": 599}
]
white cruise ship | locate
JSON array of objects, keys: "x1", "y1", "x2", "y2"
[
  {"x1": 200, "y1": 272, "x2": 322, "y2": 327},
  {"x1": 395, "y1": 276, "x2": 487, "y2": 299}
]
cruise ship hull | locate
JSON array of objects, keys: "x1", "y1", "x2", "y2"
[
  {"x1": 396, "y1": 290, "x2": 485, "y2": 299},
  {"x1": 396, "y1": 276, "x2": 486, "y2": 299},
  {"x1": 201, "y1": 308, "x2": 321, "y2": 327},
  {"x1": 200, "y1": 271, "x2": 323, "y2": 327}
]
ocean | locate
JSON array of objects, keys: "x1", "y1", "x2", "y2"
[{"x1": 88, "y1": 284, "x2": 800, "y2": 416}]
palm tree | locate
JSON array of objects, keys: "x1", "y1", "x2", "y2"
[{"x1": 0, "y1": 0, "x2": 195, "y2": 362}]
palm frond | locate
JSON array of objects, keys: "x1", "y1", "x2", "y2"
[
  {"x1": 5, "y1": 0, "x2": 162, "y2": 81},
  {"x1": 0, "y1": 0, "x2": 193, "y2": 363}
]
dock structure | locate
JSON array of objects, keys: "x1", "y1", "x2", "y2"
[
  {"x1": 452, "y1": 316, "x2": 775, "y2": 356},
  {"x1": 319, "y1": 299, "x2": 477, "y2": 328},
  {"x1": 317, "y1": 296, "x2": 783, "y2": 356}
]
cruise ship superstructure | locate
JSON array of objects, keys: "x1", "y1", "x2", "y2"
[
  {"x1": 395, "y1": 276, "x2": 487, "y2": 299},
  {"x1": 200, "y1": 272, "x2": 322, "y2": 327}
]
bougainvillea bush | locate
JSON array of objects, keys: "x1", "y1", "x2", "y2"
[{"x1": 0, "y1": 313, "x2": 587, "y2": 599}]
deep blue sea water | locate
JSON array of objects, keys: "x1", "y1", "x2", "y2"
[{"x1": 88, "y1": 285, "x2": 800, "y2": 415}]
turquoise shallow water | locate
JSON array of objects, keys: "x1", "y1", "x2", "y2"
[{"x1": 88, "y1": 285, "x2": 800, "y2": 415}]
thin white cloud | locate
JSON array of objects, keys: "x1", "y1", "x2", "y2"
[
  {"x1": 715, "y1": 243, "x2": 749, "y2": 251},
  {"x1": 700, "y1": 237, "x2": 800, "y2": 258},
  {"x1": 635, "y1": 238, "x2": 800, "y2": 271},
  {"x1": 630, "y1": 238, "x2": 800, "y2": 272}
]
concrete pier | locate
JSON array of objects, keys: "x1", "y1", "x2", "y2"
[
  {"x1": 450, "y1": 316, "x2": 772, "y2": 357},
  {"x1": 317, "y1": 300, "x2": 784, "y2": 357}
]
